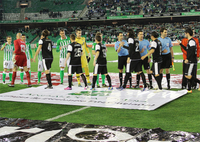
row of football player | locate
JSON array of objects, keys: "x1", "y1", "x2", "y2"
[{"x1": 2, "y1": 27, "x2": 200, "y2": 92}]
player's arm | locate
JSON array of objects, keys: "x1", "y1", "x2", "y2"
[
  {"x1": 84, "y1": 39, "x2": 91, "y2": 57},
  {"x1": 28, "y1": 44, "x2": 33, "y2": 60},
  {"x1": 33, "y1": 45, "x2": 42, "y2": 62},
  {"x1": 93, "y1": 51, "x2": 99, "y2": 66},
  {"x1": 170, "y1": 47, "x2": 174, "y2": 62},
  {"x1": 92, "y1": 43, "x2": 96, "y2": 56},
  {"x1": 196, "y1": 40, "x2": 200, "y2": 58},
  {"x1": 1, "y1": 43, "x2": 7, "y2": 51},
  {"x1": 64, "y1": 52, "x2": 71, "y2": 67},
  {"x1": 56, "y1": 40, "x2": 60, "y2": 52}
]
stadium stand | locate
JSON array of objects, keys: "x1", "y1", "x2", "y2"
[
  {"x1": 2, "y1": 21, "x2": 199, "y2": 46},
  {"x1": 2, "y1": 0, "x2": 85, "y2": 20}
]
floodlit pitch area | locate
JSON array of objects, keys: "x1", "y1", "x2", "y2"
[{"x1": 1, "y1": 46, "x2": 200, "y2": 133}]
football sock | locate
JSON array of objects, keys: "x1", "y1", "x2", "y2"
[
  {"x1": 102, "y1": 74, "x2": 105, "y2": 84},
  {"x1": 2, "y1": 72, "x2": 6, "y2": 82},
  {"x1": 96, "y1": 74, "x2": 99, "y2": 85},
  {"x1": 129, "y1": 73, "x2": 132, "y2": 86},
  {"x1": 123, "y1": 73, "x2": 130, "y2": 88},
  {"x1": 38, "y1": 71, "x2": 42, "y2": 82},
  {"x1": 188, "y1": 79, "x2": 191, "y2": 91},
  {"x1": 46, "y1": 73, "x2": 52, "y2": 87},
  {"x1": 166, "y1": 73, "x2": 170, "y2": 87},
  {"x1": 119, "y1": 72, "x2": 123, "y2": 87},
  {"x1": 140, "y1": 72, "x2": 146, "y2": 88},
  {"x1": 68, "y1": 75, "x2": 72, "y2": 88},
  {"x1": 160, "y1": 73, "x2": 163, "y2": 82},
  {"x1": 148, "y1": 74, "x2": 152, "y2": 86},
  {"x1": 20, "y1": 72, "x2": 24, "y2": 82},
  {"x1": 84, "y1": 67, "x2": 90, "y2": 83},
  {"x1": 25, "y1": 71, "x2": 31, "y2": 85},
  {"x1": 9, "y1": 72, "x2": 12, "y2": 81},
  {"x1": 136, "y1": 74, "x2": 140, "y2": 85},
  {"x1": 92, "y1": 76, "x2": 97, "y2": 88},
  {"x1": 60, "y1": 69, "x2": 64, "y2": 83},
  {"x1": 155, "y1": 76, "x2": 162, "y2": 90},
  {"x1": 106, "y1": 74, "x2": 112, "y2": 87},
  {"x1": 81, "y1": 74, "x2": 87, "y2": 87},
  {"x1": 11, "y1": 71, "x2": 16, "y2": 85}
]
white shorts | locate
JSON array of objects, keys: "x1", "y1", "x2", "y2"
[
  {"x1": 3, "y1": 61, "x2": 13, "y2": 69},
  {"x1": 38, "y1": 60, "x2": 44, "y2": 72},
  {"x1": 60, "y1": 58, "x2": 70, "y2": 67},
  {"x1": 19, "y1": 59, "x2": 31, "y2": 69}
]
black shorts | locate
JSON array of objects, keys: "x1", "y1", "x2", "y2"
[
  {"x1": 184, "y1": 63, "x2": 197, "y2": 76},
  {"x1": 118, "y1": 56, "x2": 128, "y2": 70},
  {"x1": 151, "y1": 62, "x2": 161, "y2": 75},
  {"x1": 68, "y1": 65, "x2": 82, "y2": 74},
  {"x1": 93, "y1": 64, "x2": 107, "y2": 74},
  {"x1": 161, "y1": 53, "x2": 172, "y2": 69},
  {"x1": 126, "y1": 60, "x2": 142, "y2": 73},
  {"x1": 42, "y1": 58, "x2": 53, "y2": 70},
  {"x1": 141, "y1": 57, "x2": 150, "y2": 70}
]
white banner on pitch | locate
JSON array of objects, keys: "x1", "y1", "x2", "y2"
[{"x1": 0, "y1": 86, "x2": 187, "y2": 110}]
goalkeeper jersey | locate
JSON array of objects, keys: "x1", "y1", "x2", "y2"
[
  {"x1": 2, "y1": 43, "x2": 14, "y2": 61},
  {"x1": 56, "y1": 36, "x2": 70, "y2": 59},
  {"x1": 75, "y1": 37, "x2": 90, "y2": 57}
]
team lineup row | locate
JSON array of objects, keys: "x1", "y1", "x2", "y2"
[{"x1": 1, "y1": 27, "x2": 200, "y2": 93}]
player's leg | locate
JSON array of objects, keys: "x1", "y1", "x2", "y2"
[
  {"x1": 43, "y1": 59, "x2": 53, "y2": 89},
  {"x1": 20, "y1": 67, "x2": 24, "y2": 84},
  {"x1": 121, "y1": 62, "x2": 131, "y2": 89},
  {"x1": 101, "y1": 74, "x2": 107, "y2": 87},
  {"x1": 138, "y1": 71, "x2": 147, "y2": 88},
  {"x1": 153, "y1": 62, "x2": 162, "y2": 90},
  {"x1": 135, "y1": 72, "x2": 140, "y2": 88},
  {"x1": 103, "y1": 65, "x2": 112, "y2": 89},
  {"x1": 77, "y1": 65, "x2": 87, "y2": 88},
  {"x1": 91, "y1": 64, "x2": 98, "y2": 90},
  {"x1": 84, "y1": 66, "x2": 91, "y2": 85},
  {"x1": 2, "y1": 68, "x2": 7, "y2": 84},
  {"x1": 146, "y1": 69, "x2": 153, "y2": 89},
  {"x1": 9, "y1": 65, "x2": 18, "y2": 86},
  {"x1": 192, "y1": 64, "x2": 197, "y2": 89},
  {"x1": 8, "y1": 61, "x2": 13, "y2": 82},
  {"x1": 60, "y1": 67, "x2": 64, "y2": 84},
  {"x1": 60, "y1": 58, "x2": 65, "y2": 84},
  {"x1": 160, "y1": 68, "x2": 163, "y2": 82},
  {"x1": 118, "y1": 69, "x2": 123, "y2": 88},
  {"x1": 27, "y1": 59, "x2": 31, "y2": 77},
  {"x1": 65, "y1": 65, "x2": 72, "y2": 90},
  {"x1": 23, "y1": 66, "x2": 31, "y2": 86},
  {"x1": 182, "y1": 60, "x2": 187, "y2": 89},
  {"x1": 165, "y1": 68, "x2": 170, "y2": 89},
  {"x1": 37, "y1": 60, "x2": 43, "y2": 84},
  {"x1": 96, "y1": 74, "x2": 100, "y2": 87}
]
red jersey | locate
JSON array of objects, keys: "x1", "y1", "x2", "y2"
[
  {"x1": 181, "y1": 38, "x2": 188, "y2": 60},
  {"x1": 14, "y1": 39, "x2": 26, "y2": 55},
  {"x1": 181, "y1": 37, "x2": 200, "y2": 60}
]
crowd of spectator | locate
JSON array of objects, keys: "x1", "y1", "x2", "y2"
[{"x1": 86, "y1": 0, "x2": 200, "y2": 18}]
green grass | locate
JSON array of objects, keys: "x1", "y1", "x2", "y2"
[{"x1": 1, "y1": 45, "x2": 200, "y2": 133}]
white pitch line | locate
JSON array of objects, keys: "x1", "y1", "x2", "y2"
[{"x1": 45, "y1": 106, "x2": 90, "y2": 121}]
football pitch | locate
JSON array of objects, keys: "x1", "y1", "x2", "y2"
[{"x1": 1, "y1": 46, "x2": 200, "y2": 133}]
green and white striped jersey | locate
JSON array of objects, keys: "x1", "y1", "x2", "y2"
[
  {"x1": 35, "y1": 43, "x2": 43, "y2": 61},
  {"x1": 56, "y1": 36, "x2": 70, "y2": 59},
  {"x1": 25, "y1": 42, "x2": 33, "y2": 60},
  {"x1": 2, "y1": 43, "x2": 14, "y2": 61}
]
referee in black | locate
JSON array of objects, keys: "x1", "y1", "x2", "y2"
[{"x1": 34, "y1": 29, "x2": 53, "y2": 89}]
